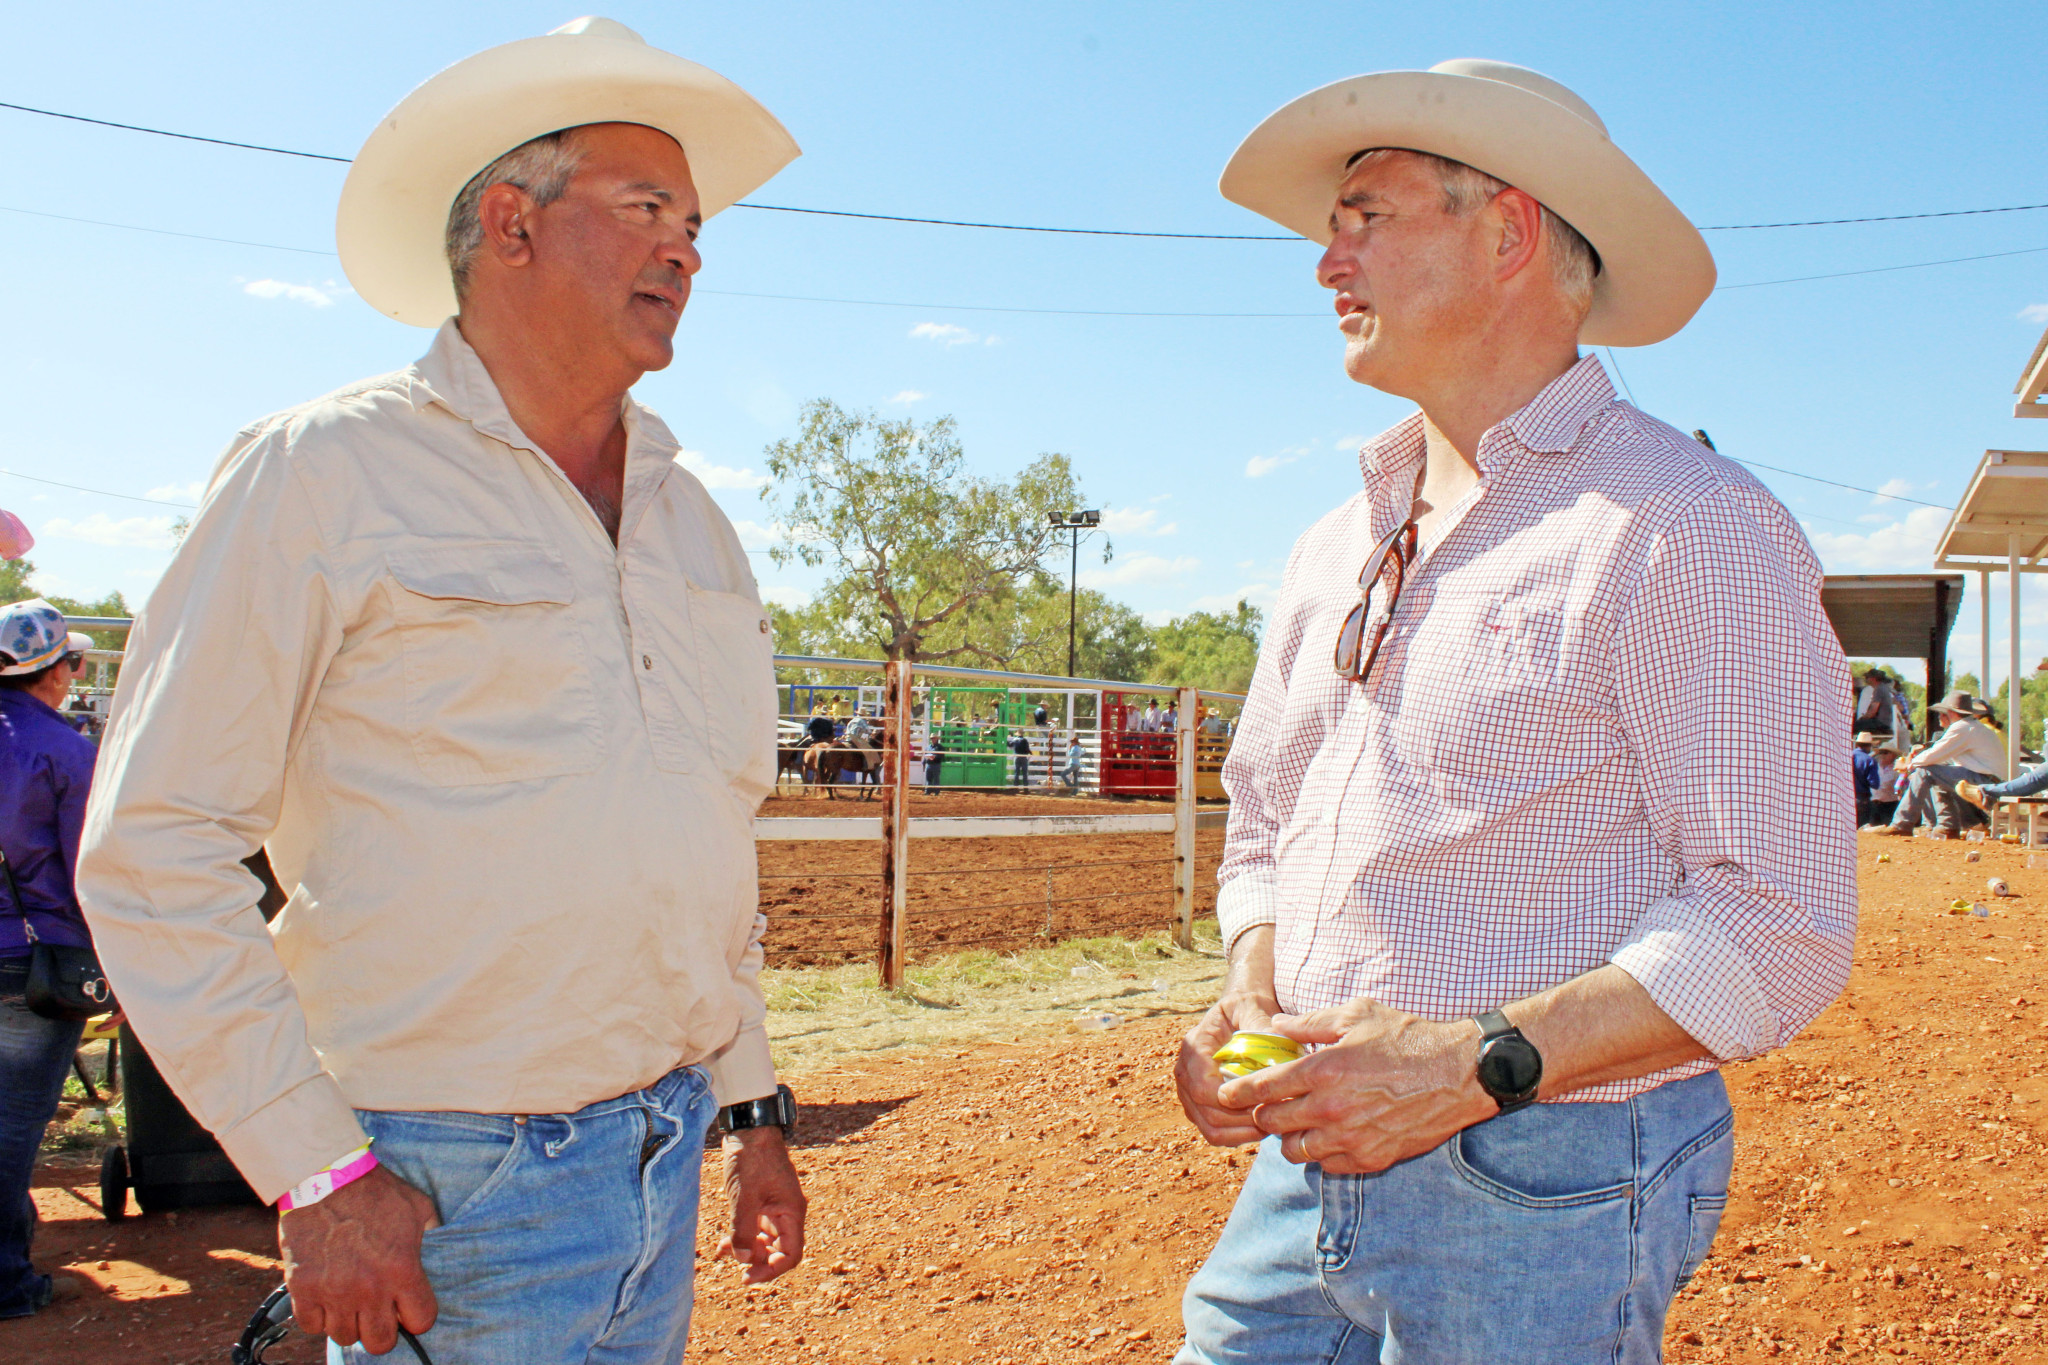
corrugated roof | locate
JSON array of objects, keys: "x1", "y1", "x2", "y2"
[{"x1": 1820, "y1": 574, "x2": 1963, "y2": 660}]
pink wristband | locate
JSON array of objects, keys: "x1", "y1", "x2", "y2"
[{"x1": 277, "y1": 1146, "x2": 378, "y2": 1212}]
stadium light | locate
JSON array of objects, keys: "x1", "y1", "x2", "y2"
[{"x1": 1053, "y1": 509, "x2": 1102, "y2": 677}]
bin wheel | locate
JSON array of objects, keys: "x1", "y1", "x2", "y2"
[{"x1": 99, "y1": 1144, "x2": 128, "y2": 1221}]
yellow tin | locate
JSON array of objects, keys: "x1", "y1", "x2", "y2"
[{"x1": 1213, "y1": 1031, "x2": 1303, "y2": 1077}]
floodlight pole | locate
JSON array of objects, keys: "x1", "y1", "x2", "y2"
[{"x1": 1068, "y1": 524, "x2": 1080, "y2": 677}]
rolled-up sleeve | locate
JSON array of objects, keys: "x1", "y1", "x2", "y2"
[
  {"x1": 1606, "y1": 485, "x2": 1857, "y2": 1060},
  {"x1": 77, "y1": 426, "x2": 364, "y2": 1203}
]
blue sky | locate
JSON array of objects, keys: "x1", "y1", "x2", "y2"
[{"x1": 2, "y1": 0, "x2": 2045, "y2": 685}]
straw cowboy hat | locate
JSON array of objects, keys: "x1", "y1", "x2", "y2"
[
  {"x1": 1217, "y1": 59, "x2": 1715, "y2": 346},
  {"x1": 338, "y1": 16, "x2": 800, "y2": 327}
]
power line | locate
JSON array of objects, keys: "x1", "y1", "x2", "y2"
[
  {"x1": 4, "y1": 97, "x2": 2047, "y2": 238},
  {"x1": 0, "y1": 203, "x2": 336, "y2": 255},
  {"x1": 3, "y1": 196, "x2": 2043, "y2": 316},
  {"x1": 0, "y1": 469, "x2": 198, "y2": 508},
  {"x1": 0, "y1": 100, "x2": 350, "y2": 163}
]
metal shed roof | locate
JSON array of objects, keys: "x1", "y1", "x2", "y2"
[
  {"x1": 1820, "y1": 574, "x2": 1963, "y2": 660},
  {"x1": 1933, "y1": 450, "x2": 2048, "y2": 567}
]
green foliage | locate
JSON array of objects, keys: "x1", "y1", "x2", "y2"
[
  {"x1": 1146, "y1": 600, "x2": 1263, "y2": 695},
  {"x1": 0, "y1": 558, "x2": 31, "y2": 605},
  {"x1": 761, "y1": 400, "x2": 1093, "y2": 663},
  {"x1": 0, "y1": 559, "x2": 129, "y2": 652}
]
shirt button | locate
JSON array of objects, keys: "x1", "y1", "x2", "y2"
[{"x1": 642, "y1": 654, "x2": 653, "y2": 671}]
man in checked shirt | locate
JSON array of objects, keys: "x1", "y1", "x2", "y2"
[{"x1": 1173, "y1": 62, "x2": 1855, "y2": 1363}]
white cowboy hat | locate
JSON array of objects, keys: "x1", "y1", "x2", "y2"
[
  {"x1": 338, "y1": 16, "x2": 800, "y2": 327},
  {"x1": 1217, "y1": 59, "x2": 1714, "y2": 347}
]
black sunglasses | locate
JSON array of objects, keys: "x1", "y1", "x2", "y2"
[{"x1": 1332, "y1": 519, "x2": 1418, "y2": 685}]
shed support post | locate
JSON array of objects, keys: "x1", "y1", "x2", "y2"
[
  {"x1": 1981, "y1": 570, "x2": 1991, "y2": 712},
  {"x1": 879, "y1": 658, "x2": 913, "y2": 989},
  {"x1": 1174, "y1": 686, "x2": 1198, "y2": 950},
  {"x1": 2012, "y1": 539, "x2": 2024, "y2": 782}
]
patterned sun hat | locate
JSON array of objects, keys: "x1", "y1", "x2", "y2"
[{"x1": 0, "y1": 598, "x2": 86, "y2": 675}]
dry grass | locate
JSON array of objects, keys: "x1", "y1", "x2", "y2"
[{"x1": 762, "y1": 919, "x2": 1227, "y2": 1075}]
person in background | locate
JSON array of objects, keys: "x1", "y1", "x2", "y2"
[
  {"x1": 1869, "y1": 737, "x2": 1903, "y2": 828},
  {"x1": 1142, "y1": 699, "x2": 1162, "y2": 734},
  {"x1": 1851, "y1": 732, "x2": 1879, "y2": 829},
  {"x1": 1854, "y1": 668, "x2": 1894, "y2": 738},
  {"x1": 1891, "y1": 676, "x2": 1916, "y2": 745},
  {"x1": 1063, "y1": 737, "x2": 1086, "y2": 792},
  {"x1": 1010, "y1": 730, "x2": 1032, "y2": 787},
  {"x1": 1163, "y1": 700, "x2": 1179, "y2": 733},
  {"x1": 923, "y1": 734, "x2": 946, "y2": 795},
  {"x1": 0, "y1": 600, "x2": 95, "y2": 1318},
  {"x1": 1877, "y1": 692, "x2": 2006, "y2": 839}
]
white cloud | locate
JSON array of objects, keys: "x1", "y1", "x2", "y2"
[
  {"x1": 677, "y1": 449, "x2": 770, "y2": 491},
  {"x1": 43, "y1": 512, "x2": 180, "y2": 549},
  {"x1": 1100, "y1": 507, "x2": 1176, "y2": 537},
  {"x1": 1869, "y1": 477, "x2": 1917, "y2": 506},
  {"x1": 1334, "y1": 435, "x2": 1366, "y2": 451},
  {"x1": 146, "y1": 480, "x2": 205, "y2": 504},
  {"x1": 242, "y1": 278, "x2": 346, "y2": 308},
  {"x1": 887, "y1": 390, "x2": 927, "y2": 405},
  {"x1": 728, "y1": 519, "x2": 783, "y2": 551},
  {"x1": 2020, "y1": 303, "x2": 2048, "y2": 324},
  {"x1": 1190, "y1": 583, "x2": 1278, "y2": 612},
  {"x1": 1245, "y1": 453, "x2": 1298, "y2": 479},
  {"x1": 1802, "y1": 505, "x2": 1948, "y2": 573},
  {"x1": 909, "y1": 322, "x2": 999, "y2": 347},
  {"x1": 759, "y1": 585, "x2": 810, "y2": 608},
  {"x1": 1078, "y1": 554, "x2": 1199, "y2": 588}
]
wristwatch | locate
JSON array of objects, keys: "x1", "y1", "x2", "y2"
[
  {"x1": 718, "y1": 1083, "x2": 797, "y2": 1134},
  {"x1": 1472, "y1": 1009, "x2": 1543, "y2": 1115}
]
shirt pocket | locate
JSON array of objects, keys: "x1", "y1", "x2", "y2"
[
  {"x1": 683, "y1": 582, "x2": 777, "y2": 790},
  {"x1": 385, "y1": 542, "x2": 604, "y2": 786}
]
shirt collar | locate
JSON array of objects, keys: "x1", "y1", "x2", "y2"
[
  {"x1": 1354, "y1": 352, "x2": 1619, "y2": 486},
  {"x1": 404, "y1": 318, "x2": 681, "y2": 456}
]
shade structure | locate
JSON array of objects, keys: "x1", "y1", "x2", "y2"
[
  {"x1": 1934, "y1": 450, "x2": 2048, "y2": 564},
  {"x1": 2017, "y1": 321, "x2": 2048, "y2": 419},
  {"x1": 1820, "y1": 574, "x2": 1964, "y2": 662}
]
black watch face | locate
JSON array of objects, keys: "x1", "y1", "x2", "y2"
[{"x1": 1478, "y1": 1037, "x2": 1543, "y2": 1099}]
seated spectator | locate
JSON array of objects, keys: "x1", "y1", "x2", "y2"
[
  {"x1": 1869, "y1": 737, "x2": 1902, "y2": 828},
  {"x1": 1851, "y1": 732, "x2": 1880, "y2": 828},
  {"x1": 1877, "y1": 691, "x2": 2007, "y2": 839}
]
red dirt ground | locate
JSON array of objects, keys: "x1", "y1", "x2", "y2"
[
  {"x1": 10, "y1": 829, "x2": 2048, "y2": 1363},
  {"x1": 753, "y1": 793, "x2": 1224, "y2": 968}
]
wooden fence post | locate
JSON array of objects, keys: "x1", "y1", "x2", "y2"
[
  {"x1": 879, "y1": 658, "x2": 913, "y2": 988},
  {"x1": 1174, "y1": 685, "x2": 1198, "y2": 950}
]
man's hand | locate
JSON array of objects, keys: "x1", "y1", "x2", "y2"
[
  {"x1": 1174, "y1": 925, "x2": 1281, "y2": 1147},
  {"x1": 278, "y1": 1164, "x2": 440, "y2": 1355},
  {"x1": 719, "y1": 1127, "x2": 806, "y2": 1284},
  {"x1": 1217, "y1": 999, "x2": 1494, "y2": 1176}
]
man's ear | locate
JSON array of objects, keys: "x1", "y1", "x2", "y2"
[
  {"x1": 477, "y1": 183, "x2": 537, "y2": 270},
  {"x1": 1490, "y1": 187, "x2": 1547, "y2": 284}
]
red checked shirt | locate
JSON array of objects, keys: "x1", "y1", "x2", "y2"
[{"x1": 1216, "y1": 356, "x2": 1856, "y2": 1101}]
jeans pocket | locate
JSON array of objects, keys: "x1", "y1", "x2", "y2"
[
  {"x1": 355, "y1": 1110, "x2": 523, "y2": 1233},
  {"x1": 1675, "y1": 1194, "x2": 1728, "y2": 1292},
  {"x1": 1450, "y1": 1106, "x2": 1635, "y2": 1209}
]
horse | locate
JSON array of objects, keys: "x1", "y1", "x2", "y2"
[
  {"x1": 775, "y1": 743, "x2": 809, "y2": 791},
  {"x1": 804, "y1": 740, "x2": 883, "y2": 799}
]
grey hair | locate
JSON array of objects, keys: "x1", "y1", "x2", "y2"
[
  {"x1": 444, "y1": 129, "x2": 588, "y2": 299},
  {"x1": 1349, "y1": 147, "x2": 1600, "y2": 317}
]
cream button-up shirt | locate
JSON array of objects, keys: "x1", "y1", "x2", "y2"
[{"x1": 77, "y1": 321, "x2": 779, "y2": 1202}]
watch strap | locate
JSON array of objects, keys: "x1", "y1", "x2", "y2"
[
  {"x1": 1471, "y1": 1010, "x2": 1542, "y2": 1115},
  {"x1": 719, "y1": 1083, "x2": 797, "y2": 1133},
  {"x1": 1474, "y1": 1008, "x2": 1514, "y2": 1041}
]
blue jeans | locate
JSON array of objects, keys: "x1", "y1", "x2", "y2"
[
  {"x1": 1891, "y1": 763, "x2": 1993, "y2": 832},
  {"x1": 1984, "y1": 763, "x2": 2048, "y2": 800},
  {"x1": 0, "y1": 958, "x2": 86, "y2": 1318},
  {"x1": 330, "y1": 1064, "x2": 716, "y2": 1364},
  {"x1": 1177, "y1": 1069, "x2": 1734, "y2": 1364}
]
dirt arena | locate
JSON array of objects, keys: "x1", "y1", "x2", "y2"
[
  {"x1": 754, "y1": 792, "x2": 1226, "y2": 967},
  {"x1": 11, "y1": 827, "x2": 2048, "y2": 1363}
]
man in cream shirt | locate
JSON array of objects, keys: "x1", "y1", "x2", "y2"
[{"x1": 78, "y1": 20, "x2": 805, "y2": 1362}]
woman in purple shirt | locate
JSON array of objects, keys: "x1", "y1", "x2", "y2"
[{"x1": 0, "y1": 599, "x2": 96, "y2": 1317}]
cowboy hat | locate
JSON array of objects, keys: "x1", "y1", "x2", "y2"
[
  {"x1": 338, "y1": 16, "x2": 799, "y2": 327},
  {"x1": 1876, "y1": 737, "x2": 1901, "y2": 755},
  {"x1": 1852, "y1": 731, "x2": 1884, "y2": 745},
  {"x1": 1928, "y1": 691, "x2": 1979, "y2": 716},
  {"x1": 1217, "y1": 59, "x2": 1714, "y2": 346}
]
